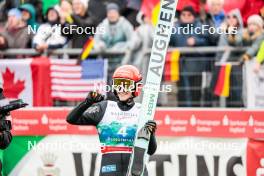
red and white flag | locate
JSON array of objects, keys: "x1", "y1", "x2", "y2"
[
  {"x1": 0, "y1": 58, "x2": 108, "y2": 106},
  {"x1": 0, "y1": 57, "x2": 52, "y2": 106}
]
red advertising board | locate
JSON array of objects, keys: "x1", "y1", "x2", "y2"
[
  {"x1": 10, "y1": 108, "x2": 264, "y2": 138},
  {"x1": 247, "y1": 139, "x2": 264, "y2": 176}
]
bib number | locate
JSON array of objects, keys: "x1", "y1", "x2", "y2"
[{"x1": 118, "y1": 126, "x2": 127, "y2": 137}]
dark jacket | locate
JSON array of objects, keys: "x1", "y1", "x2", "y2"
[
  {"x1": 62, "y1": 12, "x2": 97, "y2": 48},
  {"x1": 169, "y1": 20, "x2": 209, "y2": 72},
  {"x1": 169, "y1": 20, "x2": 208, "y2": 47}
]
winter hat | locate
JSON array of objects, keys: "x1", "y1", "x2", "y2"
[
  {"x1": 81, "y1": 0, "x2": 89, "y2": 9},
  {"x1": 73, "y1": 0, "x2": 89, "y2": 9},
  {"x1": 247, "y1": 14, "x2": 264, "y2": 29},
  {"x1": 19, "y1": 3, "x2": 35, "y2": 16},
  {"x1": 181, "y1": 6, "x2": 196, "y2": 16},
  {"x1": 8, "y1": 8, "x2": 22, "y2": 19},
  {"x1": 106, "y1": 3, "x2": 119, "y2": 12}
]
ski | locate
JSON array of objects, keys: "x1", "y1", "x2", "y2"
[{"x1": 127, "y1": 0, "x2": 178, "y2": 176}]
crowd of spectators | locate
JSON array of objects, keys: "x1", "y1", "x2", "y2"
[
  {"x1": 167, "y1": 0, "x2": 264, "y2": 107},
  {"x1": 0, "y1": 0, "x2": 262, "y2": 56},
  {"x1": 0, "y1": 0, "x2": 263, "y2": 107},
  {"x1": 0, "y1": 0, "x2": 142, "y2": 51}
]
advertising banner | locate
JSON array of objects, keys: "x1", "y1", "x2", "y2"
[
  {"x1": 3, "y1": 108, "x2": 264, "y2": 176},
  {"x1": 10, "y1": 108, "x2": 264, "y2": 138},
  {"x1": 3, "y1": 136, "x2": 264, "y2": 176}
]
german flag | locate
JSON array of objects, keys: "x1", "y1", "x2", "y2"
[
  {"x1": 81, "y1": 37, "x2": 94, "y2": 60},
  {"x1": 214, "y1": 63, "x2": 232, "y2": 97},
  {"x1": 141, "y1": 0, "x2": 200, "y2": 25},
  {"x1": 164, "y1": 50, "x2": 180, "y2": 82},
  {"x1": 141, "y1": 0, "x2": 160, "y2": 25}
]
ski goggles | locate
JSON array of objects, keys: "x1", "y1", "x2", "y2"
[{"x1": 112, "y1": 78, "x2": 136, "y2": 92}]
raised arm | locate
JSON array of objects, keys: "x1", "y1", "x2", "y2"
[{"x1": 66, "y1": 92, "x2": 107, "y2": 126}]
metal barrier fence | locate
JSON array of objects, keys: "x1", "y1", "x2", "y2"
[{"x1": 0, "y1": 47, "x2": 248, "y2": 107}]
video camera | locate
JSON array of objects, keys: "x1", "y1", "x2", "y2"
[
  {"x1": 0, "y1": 99, "x2": 28, "y2": 117},
  {"x1": 0, "y1": 99, "x2": 28, "y2": 130}
]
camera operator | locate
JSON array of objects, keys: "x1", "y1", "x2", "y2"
[
  {"x1": 0, "y1": 87, "x2": 27, "y2": 174},
  {"x1": 0, "y1": 88, "x2": 12, "y2": 149}
]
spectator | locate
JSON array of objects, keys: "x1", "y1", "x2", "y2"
[
  {"x1": 33, "y1": 6, "x2": 67, "y2": 52},
  {"x1": 18, "y1": 0, "x2": 54, "y2": 24},
  {"x1": 21, "y1": 0, "x2": 44, "y2": 23},
  {"x1": 129, "y1": 13, "x2": 155, "y2": 102},
  {"x1": 254, "y1": 40, "x2": 264, "y2": 73},
  {"x1": 0, "y1": 0, "x2": 19, "y2": 22},
  {"x1": 61, "y1": 0, "x2": 97, "y2": 48},
  {"x1": 170, "y1": 6, "x2": 208, "y2": 47},
  {"x1": 216, "y1": 9, "x2": 244, "y2": 107},
  {"x1": 217, "y1": 9, "x2": 244, "y2": 56},
  {"x1": 207, "y1": 0, "x2": 225, "y2": 28},
  {"x1": 94, "y1": 3, "x2": 133, "y2": 52},
  {"x1": 198, "y1": 4, "x2": 219, "y2": 46},
  {"x1": 60, "y1": 0, "x2": 73, "y2": 21},
  {"x1": 130, "y1": 13, "x2": 154, "y2": 68},
  {"x1": 123, "y1": 0, "x2": 142, "y2": 27},
  {"x1": 241, "y1": 15, "x2": 264, "y2": 62},
  {"x1": 88, "y1": 0, "x2": 127, "y2": 27},
  {"x1": 42, "y1": 0, "x2": 60, "y2": 16},
  {"x1": 0, "y1": 8, "x2": 30, "y2": 49},
  {"x1": 169, "y1": 6, "x2": 209, "y2": 107},
  {"x1": 199, "y1": 0, "x2": 225, "y2": 46},
  {"x1": 94, "y1": 3, "x2": 133, "y2": 100},
  {"x1": 19, "y1": 3, "x2": 39, "y2": 30}
]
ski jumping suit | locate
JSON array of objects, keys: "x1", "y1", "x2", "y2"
[{"x1": 67, "y1": 99, "x2": 157, "y2": 176}]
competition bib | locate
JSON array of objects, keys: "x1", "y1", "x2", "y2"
[{"x1": 97, "y1": 101, "x2": 141, "y2": 153}]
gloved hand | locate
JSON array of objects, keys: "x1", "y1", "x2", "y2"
[
  {"x1": 85, "y1": 91, "x2": 104, "y2": 105},
  {"x1": 144, "y1": 120, "x2": 157, "y2": 135}
]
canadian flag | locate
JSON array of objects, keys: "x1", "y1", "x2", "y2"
[{"x1": 0, "y1": 57, "x2": 52, "y2": 106}]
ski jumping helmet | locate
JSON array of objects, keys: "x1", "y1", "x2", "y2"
[{"x1": 112, "y1": 65, "x2": 142, "y2": 97}]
